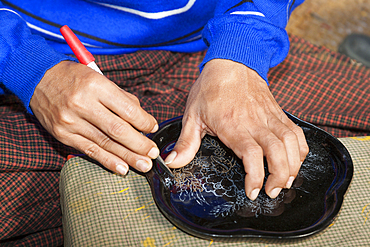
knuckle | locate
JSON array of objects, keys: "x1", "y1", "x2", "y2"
[
  {"x1": 83, "y1": 144, "x2": 101, "y2": 159},
  {"x1": 244, "y1": 144, "x2": 263, "y2": 160},
  {"x1": 123, "y1": 101, "x2": 139, "y2": 119},
  {"x1": 97, "y1": 136, "x2": 112, "y2": 149},
  {"x1": 68, "y1": 76, "x2": 99, "y2": 108},
  {"x1": 108, "y1": 122, "x2": 127, "y2": 138},
  {"x1": 67, "y1": 91, "x2": 85, "y2": 109},
  {"x1": 292, "y1": 124, "x2": 304, "y2": 136},
  {"x1": 268, "y1": 139, "x2": 285, "y2": 152},
  {"x1": 291, "y1": 126, "x2": 305, "y2": 140},
  {"x1": 50, "y1": 125, "x2": 64, "y2": 139},
  {"x1": 281, "y1": 129, "x2": 297, "y2": 143},
  {"x1": 84, "y1": 73, "x2": 100, "y2": 88},
  {"x1": 58, "y1": 110, "x2": 74, "y2": 126},
  {"x1": 291, "y1": 126, "x2": 310, "y2": 157}
]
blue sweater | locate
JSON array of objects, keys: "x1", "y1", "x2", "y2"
[{"x1": 0, "y1": 0, "x2": 304, "y2": 113}]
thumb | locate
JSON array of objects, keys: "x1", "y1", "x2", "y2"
[{"x1": 164, "y1": 117, "x2": 203, "y2": 168}]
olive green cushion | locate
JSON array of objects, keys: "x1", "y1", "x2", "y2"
[{"x1": 60, "y1": 137, "x2": 370, "y2": 246}]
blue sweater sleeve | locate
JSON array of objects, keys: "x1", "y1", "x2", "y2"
[
  {"x1": 200, "y1": 0, "x2": 304, "y2": 84},
  {"x1": 0, "y1": 3, "x2": 76, "y2": 113}
]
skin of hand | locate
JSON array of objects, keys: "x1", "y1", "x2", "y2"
[
  {"x1": 165, "y1": 59, "x2": 309, "y2": 201},
  {"x1": 30, "y1": 61, "x2": 160, "y2": 175}
]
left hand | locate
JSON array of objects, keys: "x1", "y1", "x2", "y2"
[
  {"x1": 164, "y1": 59, "x2": 309, "y2": 200},
  {"x1": 30, "y1": 61, "x2": 159, "y2": 176}
]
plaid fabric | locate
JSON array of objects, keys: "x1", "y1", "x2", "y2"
[
  {"x1": 270, "y1": 36, "x2": 370, "y2": 137},
  {"x1": 1, "y1": 35, "x2": 369, "y2": 245},
  {"x1": 60, "y1": 137, "x2": 370, "y2": 246},
  {"x1": 96, "y1": 49, "x2": 203, "y2": 124},
  {"x1": 0, "y1": 97, "x2": 76, "y2": 246}
]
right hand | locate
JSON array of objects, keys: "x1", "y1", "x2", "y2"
[
  {"x1": 30, "y1": 61, "x2": 160, "y2": 175},
  {"x1": 165, "y1": 59, "x2": 309, "y2": 200}
]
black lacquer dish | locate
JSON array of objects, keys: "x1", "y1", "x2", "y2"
[{"x1": 146, "y1": 112, "x2": 353, "y2": 240}]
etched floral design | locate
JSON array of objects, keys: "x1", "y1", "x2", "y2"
[{"x1": 170, "y1": 136, "x2": 297, "y2": 218}]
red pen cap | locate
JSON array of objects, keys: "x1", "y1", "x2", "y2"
[{"x1": 60, "y1": 25, "x2": 94, "y2": 65}]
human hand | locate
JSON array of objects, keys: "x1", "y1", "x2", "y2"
[
  {"x1": 165, "y1": 59, "x2": 309, "y2": 200},
  {"x1": 30, "y1": 61, "x2": 160, "y2": 175}
]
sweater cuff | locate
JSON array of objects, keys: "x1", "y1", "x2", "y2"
[
  {"x1": 200, "y1": 21, "x2": 288, "y2": 85},
  {"x1": 2, "y1": 36, "x2": 76, "y2": 114}
]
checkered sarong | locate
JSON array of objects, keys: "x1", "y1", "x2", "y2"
[
  {"x1": 270, "y1": 36, "x2": 370, "y2": 137},
  {"x1": 0, "y1": 35, "x2": 369, "y2": 246}
]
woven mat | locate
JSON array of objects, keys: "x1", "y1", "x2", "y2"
[{"x1": 60, "y1": 137, "x2": 370, "y2": 246}]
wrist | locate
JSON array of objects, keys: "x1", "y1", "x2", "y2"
[{"x1": 202, "y1": 59, "x2": 267, "y2": 88}]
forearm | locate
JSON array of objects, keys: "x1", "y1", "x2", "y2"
[
  {"x1": 201, "y1": 0, "x2": 305, "y2": 84},
  {"x1": 0, "y1": 2, "x2": 75, "y2": 113}
]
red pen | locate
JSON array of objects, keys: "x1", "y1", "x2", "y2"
[{"x1": 60, "y1": 25, "x2": 103, "y2": 75}]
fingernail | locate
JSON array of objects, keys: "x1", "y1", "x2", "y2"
[
  {"x1": 249, "y1": 189, "x2": 260, "y2": 201},
  {"x1": 136, "y1": 160, "x2": 151, "y2": 172},
  {"x1": 164, "y1": 151, "x2": 177, "y2": 165},
  {"x1": 151, "y1": 124, "x2": 159, "y2": 133},
  {"x1": 116, "y1": 164, "x2": 128, "y2": 176},
  {"x1": 148, "y1": 147, "x2": 159, "y2": 159},
  {"x1": 286, "y1": 176, "x2": 295, "y2": 189},
  {"x1": 268, "y1": 187, "x2": 282, "y2": 199}
]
